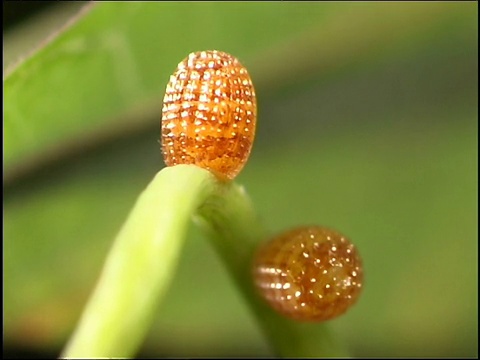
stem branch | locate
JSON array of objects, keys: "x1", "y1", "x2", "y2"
[{"x1": 62, "y1": 164, "x2": 348, "y2": 358}]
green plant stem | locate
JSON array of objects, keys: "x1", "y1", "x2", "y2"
[
  {"x1": 62, "y1": 164, "x2": 349, "y2": 358},
  {"x1": 62, "y1": 165, "x2": 216, "y2": 357},
  {"x1": 195, "y1": 176, "x2": 350, "y2": 358}
]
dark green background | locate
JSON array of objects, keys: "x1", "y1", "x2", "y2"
[{"x1": 4, "y1": 2, "x2": 478, "y2": 358}]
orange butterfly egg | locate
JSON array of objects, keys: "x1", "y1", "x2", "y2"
[
  {"x1": 161, "y1": 50, "x2": 257, "y2": 180},
  {"x1": 253, "y1": 226, "x2": 364, "y2": 322}
]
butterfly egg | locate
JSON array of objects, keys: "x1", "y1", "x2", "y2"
[
  {"x1": 253, "y1": 226, "x2": 364, "y2": 322},
  {"x1": 161, "y1": 50, "x2": 257, "y2": 181}
]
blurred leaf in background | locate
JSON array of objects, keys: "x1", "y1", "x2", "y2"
[{"x1": 3, "y1": 2, "x2": 478, "y2": 358}]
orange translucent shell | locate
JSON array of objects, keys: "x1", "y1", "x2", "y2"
[
  {"x1": 253, "y1": 226, "x2": 364, "y2": 322},
  {"x1": 161, "y1": 50, "x2": 257, "y2": 180}
]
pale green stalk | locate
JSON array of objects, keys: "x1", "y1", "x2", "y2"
[
  {"x1": 62, "y1": 165, "x2": 215, "y2": 357},
  {"x1": 62, "y1": 164, "x2": 348, "y2": 358},
  {"x1": 195, "y1": 175, "x2": 350, "y2": 358}
]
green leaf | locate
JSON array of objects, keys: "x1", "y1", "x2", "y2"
[
  {"x1": 3, "y1": 2, "x2": 341, "y2": 171},
  {"x1": 4, "y1": 2, "x2": 475, "y2": 175}
]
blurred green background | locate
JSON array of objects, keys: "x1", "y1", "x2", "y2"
[{"x1": 3, "y1": 2, "x2": 478, "y2": 358}]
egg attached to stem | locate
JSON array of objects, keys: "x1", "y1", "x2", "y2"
[
  {"x1": 253, "y1": 226, "x2": 364, "y2": 322},
  {"x1": 161, "y1": 50, "x2": 257, "y2": 181}
]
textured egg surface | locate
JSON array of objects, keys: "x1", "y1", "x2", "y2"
[
  {"x1": 161, "y1": 50, "x2": 257, "y2": 180},
  {"x1": 253, "y1": 226, "x2": 364, "y2": 322}
]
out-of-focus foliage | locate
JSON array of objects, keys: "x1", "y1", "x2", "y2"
[{"x1": 4, "y1": 2, "x2": 478, "y2": 357}]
